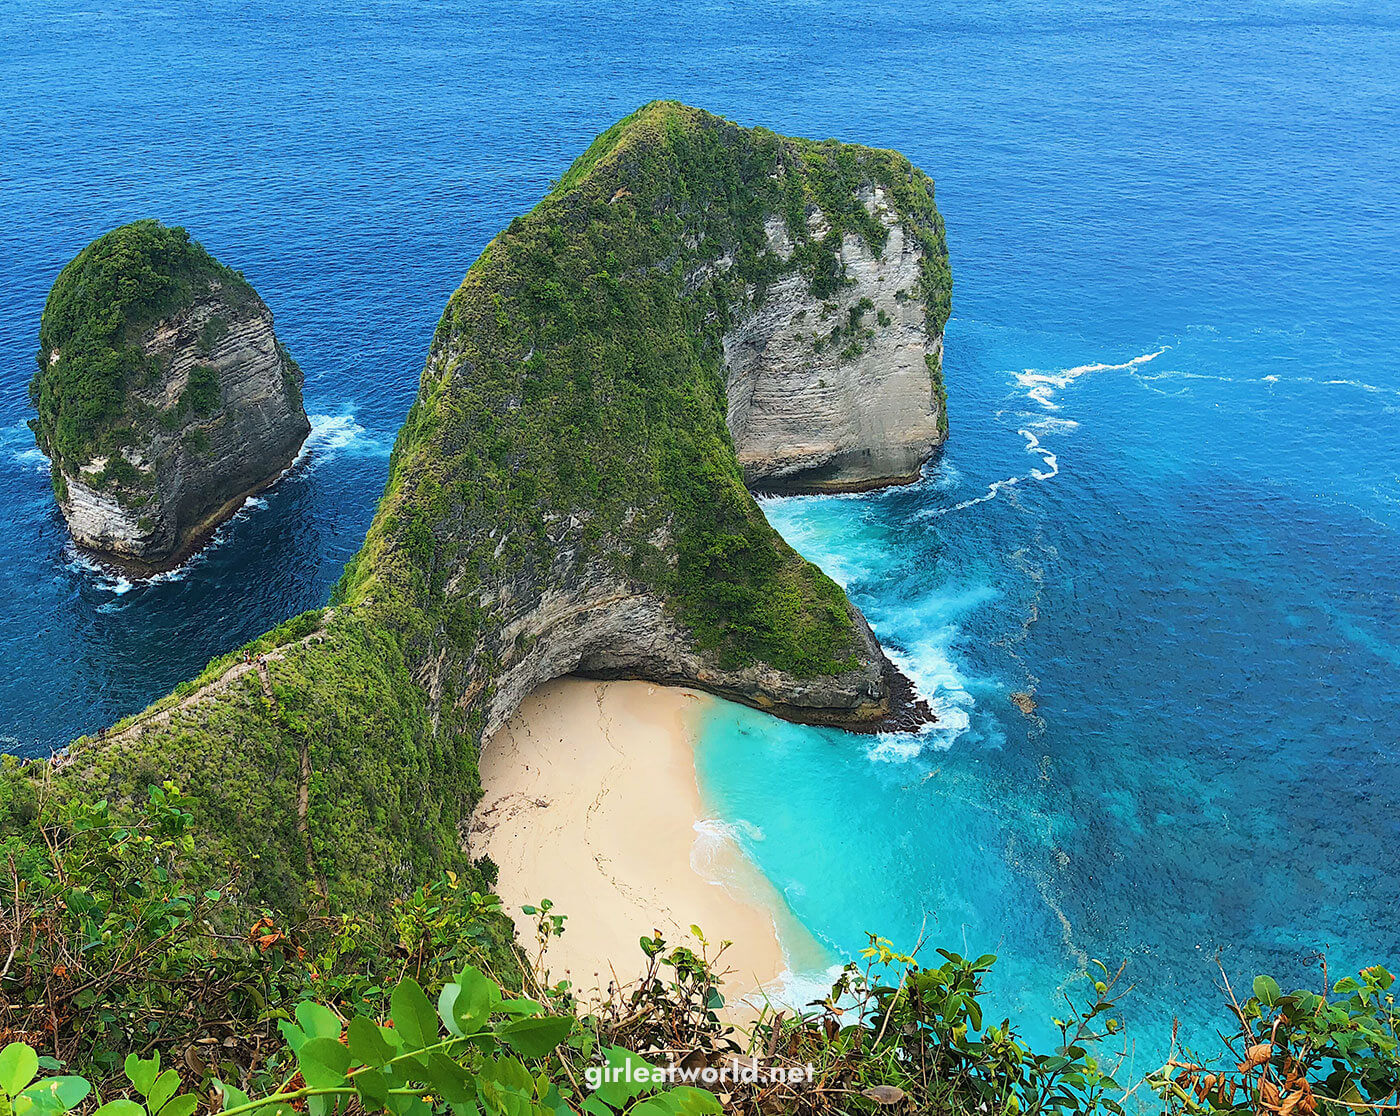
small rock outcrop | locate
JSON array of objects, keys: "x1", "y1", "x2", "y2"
[{"x1": 29, "y1": 221, "x2": 310, "y2": 573}]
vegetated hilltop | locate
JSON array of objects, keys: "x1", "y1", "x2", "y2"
[
  {"x1": 6, "y1": 102, "x2": 951, "y2": 920},
  {"x1": 29, "y1": 220, "x2": 310, "y2": 572}
]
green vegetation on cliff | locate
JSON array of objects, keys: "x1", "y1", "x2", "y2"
[
  {"x1": 1, "y1": 787, "x2": 1395, "y2": 1115},
  {"x1": 342, "y1": 100, "x2": 949, "y2": 675},
  {"x1": 29, "y1": 220, "x2": 255, "y2": 476},
  {"x1": 9, "y1": 102, "x2": 952, "y2": 938}
]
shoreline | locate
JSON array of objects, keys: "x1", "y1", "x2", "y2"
[{"x1": 470, "y1": 678, "x2": 827, "y2": 1009}]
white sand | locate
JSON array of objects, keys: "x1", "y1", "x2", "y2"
[{"x1": 470, "y1": 678, "x2": 823, "y2": 1007}]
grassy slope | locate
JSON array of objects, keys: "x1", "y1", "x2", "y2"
[{"x1": 4, "y1": 103, "x2": 951, "y2": 931}]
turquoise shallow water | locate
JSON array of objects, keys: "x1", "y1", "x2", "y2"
[
  {"x1": 2, "y1": 0, "x2": 1398, "y2": 1066},
  {"x1": 696, "y1": 313, "x2": 1400, "y2": 1055}
]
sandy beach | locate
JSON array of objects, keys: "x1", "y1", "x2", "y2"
[{"x1": 470, "y1": 678, "x2": 823, "y2": 1008}]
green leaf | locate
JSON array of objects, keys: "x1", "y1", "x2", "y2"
[
  {"x1": 593, "y1": 1047, "x2": 661, "y2": 1106},
  {"x1": 19, "y1": 1077, "x2": 90, "y2": 1116},
  {"x1": 93, "y1": 1103, "x2": 146, "y2": 1116},
  {"x1": 347, "y1": 1017, "x2": 396, "y2": 1067},
  {"x1": 495, "y1": 999, "x2": 543, "y2": 1018},
  {"x1": 422, "y1": 1054, "x2": 473, "y2": 1104},
  {"x1": 450, "y1": 968, "x2": 501, "y2": 1036},
  {"x1": 0, "y1": 1045, "x2": 40, "y2": 1098},
  {"x1": 630, "y1": 1101, "x2": 674, "y2": 1116},
  {"x1": 354, "y1": 1069, "x2": 389, "y2": 1111},
  {"x1": 213, "y1": 1080, "x2": 250, "y2": 1114},
  {"x1": 669, "y1": 1086, "x2": 724, "y2": 1114},
  {"x1": 1254, "y1": 975, "x2": 1283, "y2": 1006},
  {"x1": 147, "y1": 1069, "x2": 181, "y2": 1114},
  {"x1": 156, "y1": 1096, "x2": 198, "y2": 1116},
  {"x1": 296, "y1": 1002, "x2": 343, "y2": 1041},
  {"x1": 499, "y1": 1015, "x2": 573, "y2": 1059},
  {"x1": 123, "y1": 1053, "x2": 159, "y2": 1098},
  {"x1": 437, "y1": 983, "x2": 464, "y2": 1038},
  {"x1": 278, "y1": 1021, "x2": 309, "y2": 1056},
  {"x1": 298, "y1": 1037, "x2": 353, "y2": 1089},
  {"x1": 390, "y1": 978, "x2": 439, "y2": 1049},
  {"x1": 386, "y1": 1092, "x2": 430, "y2": 1116}
]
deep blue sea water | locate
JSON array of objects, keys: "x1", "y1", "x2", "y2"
[{"x1": 2, "y1": 0, "x2": 1397, "y2": 1067}]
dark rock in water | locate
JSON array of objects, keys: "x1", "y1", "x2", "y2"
[{"x1": 29, "y1": 220, "x2": 310, "y2": 574}]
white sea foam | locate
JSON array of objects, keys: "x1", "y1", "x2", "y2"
[
  {"x1": 11, "y1": 447, "x2": 49, "y2": 472},
  {"x1": 1019, "y1": 429, "x2": 1059, "y2": 480},
  {"x1": 918, "y1": 475, "x2": 1019, "y2": 519},
  {"x1": 296, "y1": 411, "x2": 390, "y2": 468},
  {"x1": 918, "y1": 428, "x2": 1060, "y2": 520},
  {"x1": 690, "y1": 818, "x2": 737, "y2": 879},
  {"x1": 64, "y1": 547, "x2": 135, "y2": 594},
  {"x1": 64, "y1": 542, "x2": 200, "y2": 593},
  {"x1": 1014, "y1": 346, "x2": 1169, "y2": 409},
  {"x1": 690, "y1": 816, "x2": 765, "y2": 878},
  {"x1": 61, "y1": 489, "x2": 280, "y2": 592},
  {"x1": 754, "y1": 963, "x2": 848, "y2": 1014},
  {"x1": 868, "y1": 641, "x2": 975, "y2": 760},
  {"x1": 1021, "y1": 416, "x2": 1079, "y2": 434},
  {"x1": 866, "y1": 731, "x2": 926, "y2": 763}
]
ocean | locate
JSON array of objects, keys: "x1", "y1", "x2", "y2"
[{"x1": 2, "y1": 0, "x2": 1397, "y2": 1064}]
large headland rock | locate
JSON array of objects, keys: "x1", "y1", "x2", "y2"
[
  {"x1": 11, "y1": 105, "x2": 951, "y2": 916},
  {"x1": 29, "y1": 220, "x2": 311, "y2": 574}
]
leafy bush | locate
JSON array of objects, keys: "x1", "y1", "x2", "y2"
[
  {"x1": 2, "y1": 786, "x2": 1396, "y2": 1115},
  {"x1": 1150, "y1": 968, "x2": 1398, "y2": 1116},
  {"x1": 179, "y1": 366, "x2": 220, "y2": 417},
  {"x1": 0, "y1": 785, "x2": 515, "y2": 1089}
]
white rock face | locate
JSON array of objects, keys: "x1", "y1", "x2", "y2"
[
  {"x1": 61, "y1": 474, "x2": 158, "y2": 555},
  {"x1": 724, "y1": 186, "x2": 945, "y2": 492}
]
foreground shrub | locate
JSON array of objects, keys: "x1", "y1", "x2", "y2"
[{"x1": 2, "y1": 787, "x2": 1396, "y2": 1115}]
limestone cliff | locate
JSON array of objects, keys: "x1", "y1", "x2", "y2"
[
  {"x1": 726, "y1": 186, "x2": 948, "y2": 492},
  {"x1": 29, "y1": 221, "x2": 310, "y2": 573},
  {"x1": 12, "y1": 105, "x2": 948, "y2": 916}
]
